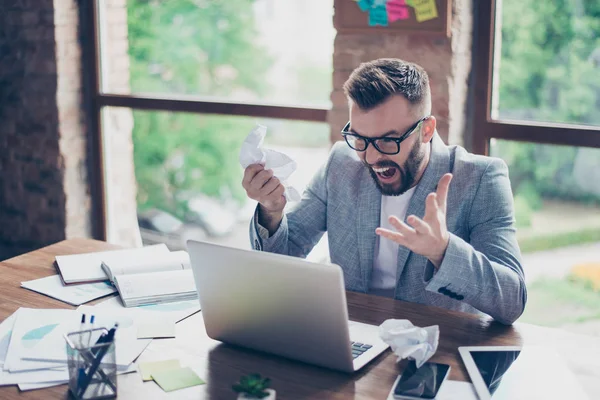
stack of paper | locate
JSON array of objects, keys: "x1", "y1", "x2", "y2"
[
  {"x1": 101, "y1": 250, "x2": 197, "y2": 308},
  {"x1": 54, "y1": 244, "x2": 171, "y2": 284},
  {"x1": 0, "y1": 296, "x2": 200, "y2": 391},
  {"x1": 52, "y1": 244, "x2": 197, "y2": 308}
]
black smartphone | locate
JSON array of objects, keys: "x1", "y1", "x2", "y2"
[{"x1": 393, "y1": 360, "x2": 451, "y2": 399}]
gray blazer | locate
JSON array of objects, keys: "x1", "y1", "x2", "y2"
[{"x1": 250, "y1": 134, "x2": 527, "y2": 325}]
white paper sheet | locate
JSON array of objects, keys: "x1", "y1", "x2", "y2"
[
  {"x1": 0, "y1": 367, "x2": 67, "y2": 386},
  {"x1": 21, "y1": 275, "x2": 117, "y2": 306},
  {"x1": 3, "y1": 308, "x2": 75, "y2": 372},
  {"x1": 114, "y1": 269, "x2": 197, "y2": 307},
  {"x1": 22, "y1": 306, "x2": 152, "y2": 367},
  {"x1": 386, "y1": 376, "x2": 478, "y2": 400},
  {"x1": 0, "y1": 311, "x2": 18, "y2": 368},
  {"x1": 16, "y1": 363, "x2": 138, "y2": 391},
  {"x1": 55, "y1": 244, "x2": 169, "y2": 284},
  {"x1": 96, "y1": 296, "x2": 200, "y2": 323},
  {"x1": 18, "y1": 380, "x2": 66, "y2": 391}
]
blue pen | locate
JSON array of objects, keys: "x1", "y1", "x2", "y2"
[
  {"x1": 79, "y1": 314, "x2": 86, "y2": 347},
  {"x1": 87, "y1": 315, "x2": 95, "y2": 348}
]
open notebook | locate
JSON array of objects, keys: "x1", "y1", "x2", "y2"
[
  {"x1": 54, "y1": 244, "x2": 171, "y2": 284},
  {"x1": 101, "y1": 250, "x2": 197, "y2": 308}
]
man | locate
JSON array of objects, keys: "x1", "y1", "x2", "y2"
[{"x1": 242, "y1": 58, "x2": 526, "y2": 325}]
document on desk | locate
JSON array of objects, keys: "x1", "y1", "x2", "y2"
[
  {"x1": 22, "y1": 305, "x2": 152, "y2": 368},
  {"x1": 3, "y1": 308, "x2": 74, "y2": 372},
  {"x1": 0, "y1": 312, "x2": 17, "y2": 369},
  {"x1": 97, "y1": 296, "x2": 200, "y2": 323},
  {"x1": 15, "y1": 361, "x2": 138, "y2": 391},
  {"x1": 0, "y1": 366, "x2": 68, "y2": 386},
  {"x1": 55, "y1": 244, "x2": 170, "y2": 284},
  {"x1": 113, "y1": 269, "x2": 197, "y2": 308},
  {"x1": 20, "y1": 275, "x2": 117, "y2": 306}
]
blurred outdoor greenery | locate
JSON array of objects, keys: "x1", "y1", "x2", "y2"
[{"x1": 126, "y1": 0, "x2": 600, "y2": 248}]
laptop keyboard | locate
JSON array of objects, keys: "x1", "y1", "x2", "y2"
[{"x1": 350, "y1": 341, "x2": 373, "y2": 359}]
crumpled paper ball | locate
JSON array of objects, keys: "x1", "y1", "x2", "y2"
[{"x1": 379, "y1": 319, "x2": 439, "y2": 368}]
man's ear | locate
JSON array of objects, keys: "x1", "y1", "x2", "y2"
[{"x1": 421, "y1": 116, "x2": 436, "y2": 143}]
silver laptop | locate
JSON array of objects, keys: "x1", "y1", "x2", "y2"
[{"x1": 187, "y1": 240, "x2": 389, "y2": 372}]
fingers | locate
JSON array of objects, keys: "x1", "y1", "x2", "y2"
[
  {"x1": 388, "y1": 216, "x2": 415, "y2": 236},
  {"x1": 406, "y1": 215, "x2": 431, "y2": 235},
  {"x1": 424, "y1": 192, "x2": 439, "y2": 222},
  {"x1": 375, "y1": 227, "x2": 405, "y2": 244},
  {"x1": 261, "y1": 176, "x2": 281, "y2": 196},
  {"x1": 242, "y1": 164, "x2": 286, "y2": 212},
  {"x1": 436, "y1": 173, "x2": 453, "y2": 212},
  {"x1": 242, "y1": 164, "x2": 265, "y2": 189}
]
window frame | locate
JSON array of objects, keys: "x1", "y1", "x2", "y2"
[
  {"x1": 472, "y1": 0, "x2": 600, "y2": 155},
  {"x1": 84, "y1": 0, "x2": 329, "y2": 240}
]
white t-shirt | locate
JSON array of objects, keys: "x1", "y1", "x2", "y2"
[{"x1": 369, "y1": 187, "x2": 417, "y2": 292}]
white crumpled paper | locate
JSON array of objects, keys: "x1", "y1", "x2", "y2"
[
  {"x1": 379, "y1": 319, "x2": 439, "y2": 368},
  {"x1": 239, "y1": 124, "x2": 301, "y2": 202}
]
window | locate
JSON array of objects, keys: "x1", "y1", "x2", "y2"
[
  {"x1": 473, "y1": 0, "x2": 600, "y2": 154},
  {"x1": 102, "y1": 0, "x2": 334, "y2": 108},
  {"x1": 88, "y1": 0, "x2": 334, "y2": 254},
  {"x1": 475, "y1": 0, "x2": 600, "y2": 336}
]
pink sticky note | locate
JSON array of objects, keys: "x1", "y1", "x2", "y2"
[{"x1": 386, "y1": 0, "x2": 410, "y2": 22}]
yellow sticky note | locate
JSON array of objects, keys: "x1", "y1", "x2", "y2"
[
  {"x1": 412, "y1": 0, "x2": 438, "y2": 22},
  {"x1": 152, "y1": 367, "x2": 205, "y2": 392},
  {"x1": 139, "y1": 359, "x2": 180, "y2": 381}
]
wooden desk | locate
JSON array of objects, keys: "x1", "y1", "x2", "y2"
[{"x1": 1, "y1": 239, "x2": 599, "y2": 399}]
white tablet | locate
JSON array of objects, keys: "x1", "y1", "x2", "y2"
[{"x1": 458, "y1": 346, "x2": 589, "y2": 400}]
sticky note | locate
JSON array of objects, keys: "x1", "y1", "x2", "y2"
[
  {"x1": 412, "y1": 0, "x2": 438, "y2": 22},
  {"x1": 139, "y1": 359, "x2": 181, "y2": 381},
  {"x1": 137, "y1": 322, "x2": 176, "y2": 339},
  {"x1": 152, "y1": 367, "x2": 205, "y2": 392},
  {"x1": 368, "y1": 5, "x2": 388, "y2": 26},
  {"x1": 357, "y1": 0, "x2": 374, "y2": 12},
  {"x1": 386, "y1": 0, "x2": 410, "y2": 22}
]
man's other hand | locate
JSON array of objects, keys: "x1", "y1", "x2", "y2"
[{"x1": 376, "y1": 173, "x2": 453, "y2": 269}]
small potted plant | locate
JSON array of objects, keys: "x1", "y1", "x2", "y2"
[{"x1": 232, "y1": 373, "x2": 276, "y2": 400}]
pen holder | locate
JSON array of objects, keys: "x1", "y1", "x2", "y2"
[{"x1": 65, "y1": 328, "x2": 117, "y2": 399}]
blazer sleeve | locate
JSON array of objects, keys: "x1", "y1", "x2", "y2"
[
  {"x1": 249, "y1": 146, "x2": 335, "y2": 257},
  {"x1": 425, "y1": 158, "x2": 527, "y2": 325}
]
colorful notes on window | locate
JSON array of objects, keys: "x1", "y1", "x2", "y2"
[
  {"x1": 369, "y1": 4, "x2": 389, "y2": 26},
  {"x1": 386, "y1": 0, "x2": 410, "y2": 23},
  {"x1": 411, "y1": 0, "x2": 438, "y2": 22},
  {"x1": 354, "y1": 0, "x2": 440, "y2": 26}
]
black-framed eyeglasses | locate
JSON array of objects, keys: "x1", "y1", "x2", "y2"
[{"x1": 341, "y1": 116, "x2": 429, "y2": 155}]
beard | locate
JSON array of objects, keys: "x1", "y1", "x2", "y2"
[{"x1": 364, "y1": 137, "x2": 426, "y2": 196}]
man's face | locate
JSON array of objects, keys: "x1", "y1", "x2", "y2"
[{"x1": 348, "y1": 96, "x2": 429, "y2": 196}]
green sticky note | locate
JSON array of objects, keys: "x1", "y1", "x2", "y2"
[
  {"x1": 152, "y1": 367, "x2": 205, "y2": 392},
  {"x1": 139, "y1": 359, "x2": 180, "y2": 381}
]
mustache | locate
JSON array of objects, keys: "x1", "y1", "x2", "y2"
[{"x1": 363, "y1": 160, "x2": 401, "y2": 170}]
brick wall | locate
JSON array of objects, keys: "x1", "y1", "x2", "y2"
[
  {"x1": 0, "y1": 0, "x2": 139, "y2": 260},
  {"x1": 329, "y1": 0, "x2": 473, "y2": 146},
  {"x1": 0, "y1": 0, "x2": 83, "y2": 260}
]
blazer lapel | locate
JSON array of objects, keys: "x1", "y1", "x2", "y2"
[
  {"x1": 396, "y1": 133, "x2": 451, "y2": 281},
  {"x1": 357, "y1": 167, "x2": 381, "y2": 292}
]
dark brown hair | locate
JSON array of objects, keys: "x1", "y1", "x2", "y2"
[{"x1": 343, "y1": 58, "x2": 430, "y2": 113}]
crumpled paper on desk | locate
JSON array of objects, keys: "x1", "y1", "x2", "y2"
[
  {"x1": 239, "y1": 124, "x2": 301, "y2": 202},
  {"x1": 379, "y1": 319, "x2": 439, "y2": 368}
]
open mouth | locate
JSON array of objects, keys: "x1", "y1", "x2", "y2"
[{"x1": 372, "y1": 166, "x2": 398, "y2": 182}]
